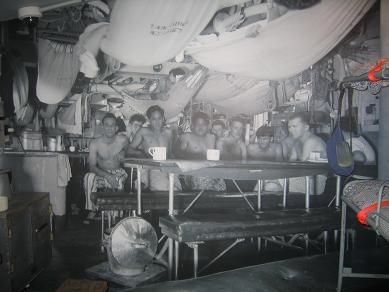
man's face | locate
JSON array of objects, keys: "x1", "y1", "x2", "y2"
[
  {"x1": 193, "y1": 118, "x2": 209, "y2": 136},
  {"x1": 103, "y1": 117, "x2": 117, "y2": 138},
  {"x1": 230, "y1": 121, "x2": 244, "y2": 139},
  {"x1": 149, "y1": 110, "x2": 164, "y2": 131},
  {"x1": 129, "y1": 120, "x2": 144, "y2": 134},
  {"x1": 288, "y1": 118, "x2": 309, "y2": 139},
  {"x1": 212, "y1": 125, "x2": 224, "y2": 138},
  {"x1": 257, "y1": 135, "x2": 271, "y2": 149}
]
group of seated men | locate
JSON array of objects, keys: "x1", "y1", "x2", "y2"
[{"x1": 84, "y1": 104, "x2": 333, "y2": 219}]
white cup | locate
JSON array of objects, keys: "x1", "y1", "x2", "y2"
[
  {"x1": 207, "y1": 149, "x2": 220, "y2": 161},
  {"x1": 148, "y1": 147, "x2": 167, "y2": 160},
  {"x1": 0, "y1": 196, "x2": 8, "y2": 212},
  {"x1": 309, "y1": 151, "x2": 321, "y2": 161}
]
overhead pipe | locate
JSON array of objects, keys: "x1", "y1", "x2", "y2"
[{"x1": 378, "y1": 0, "x2": 389, "y2": 180}]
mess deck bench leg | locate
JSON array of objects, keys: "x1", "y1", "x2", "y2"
[
  {"x1": 168, "y1": 173, "x2": 175, "y2": 280},
  {"x1": 136, "y1": 167, "x2": 142, "y2": 215},
  {"x1": 174, "y1": 240, "x2": 179, "y2": 279},
  {"x1": 101, "y1": 210, "x2": 105, "y2": 252},
  {"x1": 257, "y1": 180, "x2": 262, "y2": 252},
  {"x1": 186, "y1": 242, "x2": 201, "y2": 278},
  {"x1": 283, "y1": 178, "x2": 288, "y2": 208}
]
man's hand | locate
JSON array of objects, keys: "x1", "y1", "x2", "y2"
[{"x1": 106, "y1": 174, "x2": 119, "y2": 189}]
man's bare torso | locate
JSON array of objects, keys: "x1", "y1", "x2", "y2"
[
  {"x1": 180, "y1": 133, "x2": 215, "y2": 159},
  {"x1": 292, "y1": 134, "x2": 326, "y2": 161},
  {"x1": 247, "y1": 143, "x2": 281, "y2": 161},
  {"x1": 139, "y1": 127, "x2": 173, "y2": 154},
  {"x1": 217, "y1": 136, "x2": 245, "y2": 160},
  {"x1": 92, "y1": 135, "x2": 127, "y2": 170}
]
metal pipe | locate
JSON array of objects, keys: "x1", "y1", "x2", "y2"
[
  {"x1": 183, "y1": 190, "x2": 205, "y2": 214},
  {"x1": 136, "y1": 168, "x2": 142, "y2": 215},
  {"x1": 168, "y1": 173, "x2": 175, "y2": 215},
  {"x1": 378, "y1": 0, "x2": 389, "y2": 180},
  {"x1": 305, "y1": 176, "x2": 310, "y2": 209},
  {"x1": 199, "y1": 238, "x2": 244, "y2": 274},
  {"x1": 337, "y1": 201, "x2": 348, "y2": 292},
  {"x1": 336, "y1": 175, "x2": 342, "y2": 208},
  {"x1": 168, "y1": 238, "x2": 174, "y2": 280},
  {"x1": 193, "y1": 244, "x2": 199, "y2": 278},
  {"x1": 232, "y1": 180, "x2": 255, "y2": 212},
  {"x1": 174, "y1": 241, "x2": 179, "y2": 279},
  {"x1": 282, "y1": 178, "x2": 288, "y2": 208},
  {"x1": 257, "y1": 180, "x2": 262, "y2": 211}
]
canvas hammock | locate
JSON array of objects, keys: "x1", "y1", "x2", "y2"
[
  {"x1": 195, "y1": 71, "x2": 303, "y2": 115},
  {"x1": 36, "y1": 39, "x2": 80, "y2": 104},
  {"x1": 104, "y1": 66, "x2": 208, "y2": 119},
  {"x1": 185, "y1": 0, "x2": 375, "y2": 80},
  {"x1": 195, "y1": 71, "x2": 276, "y2": 115},
  {"x1": 100, "y1": 0, "x2": 247, "y2": 66}
]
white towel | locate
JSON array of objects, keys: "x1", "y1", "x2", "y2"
[{"x1": 57, "y1": 154, "x2": 72, "y2": 187}]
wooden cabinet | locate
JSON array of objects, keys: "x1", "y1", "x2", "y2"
[{"x1": 0, "y1": 192, "x2": 51, "y2": 292}]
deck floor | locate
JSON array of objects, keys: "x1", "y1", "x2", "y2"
[{"x1": 27, "y1": 208, "x2": 389, "y2": 292}]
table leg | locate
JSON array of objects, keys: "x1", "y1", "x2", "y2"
[
  {"x1": 137, "y1": 167, "x2": 142, "y2": 215},
  {"x1": 193, "y1": 243, "x2": 199, "y2": 278},
  {"x1": 168, "y1": 173, "x2": 175, "y2": 215},
  {"x1": 336, "y1": 175, "x2": 342, "y2": 208},
  {"x1": 305, "y1": 176, "x2": 311, "y2": 209},
  {"x1": 283, "y1": 178, "x2": 288, "y2": 208},
  {"x1": 257, "y1": 180, "x2": 262, "y2": 211}
]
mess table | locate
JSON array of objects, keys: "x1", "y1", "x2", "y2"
[{"x1": 123, "y1": 158, "x2": 335, "y2": 279}]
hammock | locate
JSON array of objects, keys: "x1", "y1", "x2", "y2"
[
  {"x1": 36, "y1": 39, "x2": 80, "y2": 104},
  {"x1": 186, "y1": 0, "x2": 374, "y2": 80}
]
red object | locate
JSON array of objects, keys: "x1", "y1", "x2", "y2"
[
  {"x1": 368, "y1": 58, "x2": 388, "y2": 81},
  {"x1": 357, "y1": 200, "x2": 389, "y2": 225}
]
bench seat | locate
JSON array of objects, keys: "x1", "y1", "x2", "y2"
[
  {"x1": 91, "y1": 191, "x2": 331, "y2": 211},
  {"x1": 160, "y1": 207, "x2": 340, "y2": 242}
]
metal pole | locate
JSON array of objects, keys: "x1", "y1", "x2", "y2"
[
  {"x1": 174, "y1": 241, "x2": 179, "y2": 279},
  {"x1": 336, "y1": 175, "x2": 342, "y2": 208},
  {"x1": 169, "y1": 173, "x2": 175, "y2": 215},
  {"x1": 168, "y1": 173, "x2": 175, "y2": 280},
  {"x1": 283, "y1": 178, "x2": 288, "y2": 208},
  {"x1": 136, "y1": 167, "x2": 142, "y2": 215},
  {"x1": 378, "y1": 0, "x2": 389, "y2": 180},
  {"x1": 257, "y1": 180, "x2": 262, "y2": 211},
  {"x1": 337, "y1": 201, "x2": 348, "y2": 292},
  {"x1": 305, "y1": 176, "x2": 310, "y2": 209},
  {"x1": 193, "y1": 244, "x2": 199, "y2": 278},
  {"x1": 168, "y1": 238, "x2": 174, "y2": 280}
]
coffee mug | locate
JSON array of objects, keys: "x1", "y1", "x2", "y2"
[
  {"x1": 309, "y1": 151, "x2": 321, "y2": 161},
  {"x1": 148, "y1": 147, "x2": 167, "y2": 160},
  {"x1": 207, "y1": 149, "x2": 220, "y2": 161}
]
